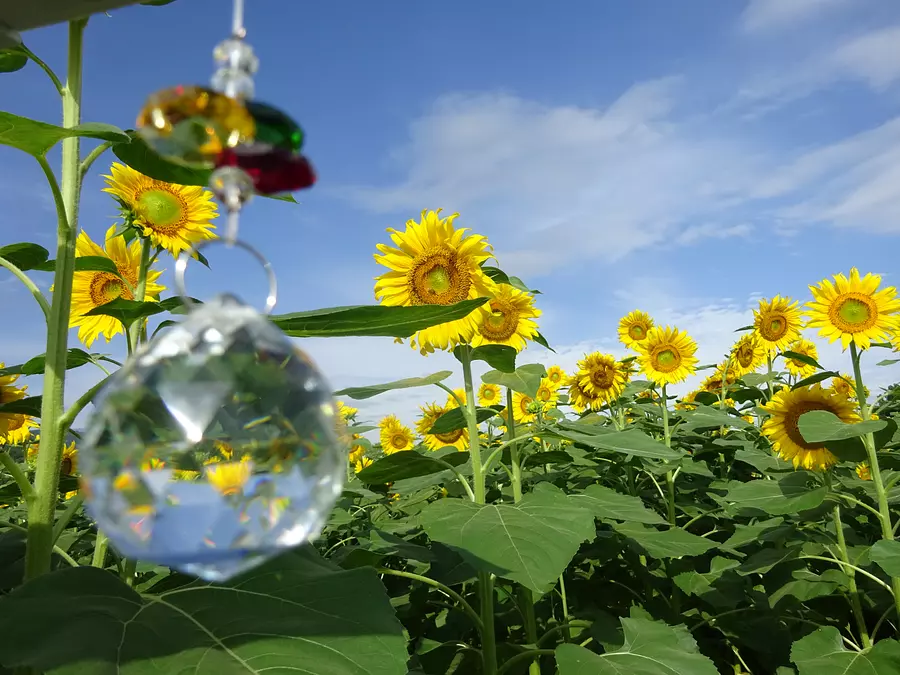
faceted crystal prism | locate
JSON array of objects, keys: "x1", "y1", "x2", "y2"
[
  {"x1": 79, "y1": 294, "x2": 346, "y2": 581},
  {"x1": 245, "y1": 101, "x2": 305, "y2": 153},
  {"x1": 136, "y1": 85, "x2": 256, "y2": 165}
]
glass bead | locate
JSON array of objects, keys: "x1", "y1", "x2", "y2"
[
  {"x1": 217, "y1": 146, "x2": 317, "y2": 195},
  {"x1": 245, "y1": 101, "x2": 305, "y2": 153},
  {"x1": 79, "y1": 293, "x2": 347, "y2": 581},
  {"x1": 211, "y1": 67, "x2": 255, "y2": 101},
  {"x1": 212, "y1": 37, "x2": 259, "y2": 75},
  {"x1": 136, "y1": 85, "x2": 256, "y2": 164},
  {"x1": 209, "y1": 165, "x2": 255, "y2": 212}
]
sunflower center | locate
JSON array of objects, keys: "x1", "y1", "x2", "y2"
[
  {"x1": 519, "y1": 396, "x2": 533, "y2": 414},
  {"x1": 89, "y1": 272, "x2": 133, "y2": 306},
  {"x1": 628, "y1": 324, "x2": 647, "y2": 340},
  {"x1": 480, "y1": 301, "x2": 520, "y2": 341},
  {"x1": 435, "y1": 429, "x2": 464, "y2": 444},
  {"x1": 549, "y1": 372, "x2": 562, "y2": 383},
  {"x1": 831, "y1": 294, "x2": 877, "y2": 332},
  {"x1": 736, "y1": 344, "x2": 754, "y2": 368},
  {"x1": 653, "y1": 348, "x2": 681, "y2": 373},
  {"x1": 136, "y1": 189, "x2": 187, "y2": 234},
  {"x1": 785, "y1": 402, "x2": 832, "y2": 450},
  {"x1": 482, "y1": 390, "x2": 496, "y2": 402},
  {"x1": 6, "y1": 416, "x2": 24, "y2": 432},
  {"x1": 590, "y1": 365, "x2": 616, "y2": 389},
  {"x1": 408, "y1": 247, "x2": 471, "y2": 305},
  {"x1": 60, "y1": 457, "x2": 73, "y2": 475},
  {"x1": 390, "y1": 433, "x2": 409, "y2": 449},
  {"x1": 759, "y1": 313, "x2": 787, "y2": 342},
  {"x1": 537, "y1": 388, "x2": 551, "y2": 402}
]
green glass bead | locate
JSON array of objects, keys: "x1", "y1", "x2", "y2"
[{"x1": 245, "y1": 101, "x2": 304, "y2": 153}]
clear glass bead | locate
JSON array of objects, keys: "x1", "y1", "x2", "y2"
[
  {"x1": 210, "y1": 165, "x2": 255, "y2": 211},
  {"x1": 211, "y1": 67, "x2": 255, "y2": 100},
  {"x1": 79, "y1": 294, "x2": 347, "y2": 581},
  {"x1": 213, "y1": 37, "x2": 259, "y2": 74}
]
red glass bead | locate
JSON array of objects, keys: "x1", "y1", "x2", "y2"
[{"x1": 216, "y1": 146, "x2": 316, "y2": 195}]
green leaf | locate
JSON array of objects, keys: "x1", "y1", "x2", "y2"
[
  {"x1": 792, "y1": 371, "x2": 841, "y2": 389},
  {"x1": 791, "y1": 626, "x2": 900, "y2": 674},
  {"x1": 0, "y1": 548, "x2": 408, "y2": 675},
  {"x1": 455, "y1": 344, "x2": 516, "y2": 373},
  {"x1": 613, "y1": 522, "x2": 717, "y2": 559},
  {"x1": 0, "y1": 396, "x2": 42, "y2": 417},
  {"x1": 724, "y1": 473, "x2": 827, "y2": 515},
  {"x1": 798, "y1": 410, "x2": 885, "y2": 443},
  {"x1": 481, "y1": 363, "x2": 546, "y2": 397},
  {"x1": 0, "y1": 48, "x2": 28, "y2": 73},
  {"x1": 272, "y1": 299, "x2": 487, "y2": 338},
  {"x1": 741, "y1": 372, "x2": 779, "y2": 387},
  {"x1": 429, "y1": 407, "x2": 496, "y2": 435},
  {"x1": 481, "y1": 266, "x2": 540, "y2": 294},
  {"x1": 419, "y1": 489, "x2": 595, "y2": 594},
  {"x1": 720, "y1": 517, "x2": 785, "y2": 552},
  {"x1": 112, "y1": 129, "x2": 211, "y2": 185},
  {"x1": 334, "y1": 371, "x2": 453, "y2": 400},
  {"x1": 555, "y1": 617, "x2": 719, "y2": 675},
  {"x1": 0, "y1": 112, "x2": 129, "y2": 157},
  {"x1": 781, "y1": 350, "x2": 824, "y2": 370},
  {"x1": 0, "y1": 348, "x2": 95, "y2": 377},
  {"x1": 356, "y1": 450, "x2": 468, "y2": 484},
  {"x1": 0, "y1": 243, "x2": 49, "y2": 270},
  {"x1": 532, "y1": 331, "x2": 554, "y2": 351},
  {"x1": 83, "y1": 298, "x2": 166, "y2": 327},
  {"x1": 871, "y1": 540, "x2": 900, "y2": 577},
  {"x1": 677, "y1": 406, "x2": 752, "y2": 430},
  {"x1": 550, "y1": 424, "x2": 684, "y2": 461},
  {"x1": 877, "y1": 359, "x2": 900, "y2": 367},
  {"x1": 569, "y1": 484, "x2": 666, "y2": 524},
  {"x1": 74, "y1": 256, "x2": 123, "y2": 276}
]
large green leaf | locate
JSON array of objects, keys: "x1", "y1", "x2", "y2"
[
  {"x1": 0, "y1": 242, "x2": 49, "y2": 270},
  {"x1": 0, "y1": 396, "x2": 42, "y2": 417},
  {"x1": 677, "y1": 406, "x2": 752, "y2": 430},
  {"x1": 0, "y1": 112, "x2": 129, "y2": 157},
  {"x1": 720, "y1": 517, "x2": 785, "y2": 552},
  {"x1": 334, "y1": 371, "x2": 453, "y2": 400},
  {"x1": 791, "y1": 626, "x2": 900, "y2": 674},
  {"x1": 83, "y1": 297, "x2": 188, "y2": 328},
  {"x1": 569, "y1": 485, "x2": 666, "y2": 524},
  {"x1": 356, "y1": 450, "x2": 469, "y2": 484},
  {"x1": 799, "y1": 410, "x2": 885, "y2": 443},
  {"x1": 272, "y1": 299, "x2": 487, "y2": 338},
  {"x1": 454, "y1": 344, "x2": 517, "y2": 373},
  {"x1": 555, "y1": 617, "x2": 719, "y2": 674},
  {"x1": 0, "y1": 348, "x2": 98, "y2": 377},
  {"x1": 550, "y1": 425, "x2": 684, "y2": 461},
  {"x1": 870, "y1": 540, "x2": 900, "y2": 577},
  {"x1": 0, "y1": 48, "x2": 28, "y2": 73},
  {"x1": 429, "y1": 407, "x2": 497, "y2": 435},
  {"x1": 419, "y1": 488, "x2": 595, "y2": 594},
  {"x1": 0, "y1": 548, "x2": 407, "y2": 675},
  {"x1": 481, "y1": 363, "x2": 546, "y2": 397},
  {"x1": 613, "y1": 522, "x2": 717, "y2": 559},
  {"x1": 723, "y1": 473, "x2": 827, "y2": 515},
  {"x1": 112, "y1": 129, "x2": 210, "y2": 185}
]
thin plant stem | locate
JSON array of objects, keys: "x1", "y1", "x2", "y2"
[
  {"x1": 51, "y1": 494, "x2": 83, "y2": 545},
  {"x1": 497, "y1": 650, "x2": 556, "y2": 675},
  {"x1": 801, "y1": 555, "x2": 894, "y2": 594},
  {"x1": 78, "y1": 141, "x2": 112, "y2": 179},
  {"x1": 537, "y1": 620, "x2": 593, "y2": 646},
  {"x1": 19, "y1": 44, "x2": 64, "y2": 96},
  {"x1": 58, "y1": 376, "x2": 108, "y2": 437},
  {"x1": 850, "y1": 341, "x2": 900, "y2": 625},
  {"x1": 506, "y1": 388, "x2": 523, "y2": 503},
  {"x1": 0, "y1": 256, "x2": 50, "y2": 319},
  {"x1": 376, "y1": 567, "x2": 483, "y2": 633},
  {"x1": 482, "y1": 432, "x2": 537, "y2": 474},
  {"x1": 833, "y1": 503, "x2": 871, "y2": 648},
  {"x1": 826, "y1": 492, "x2": 883, "y2": 522},
  {"x1": 558, "y1": 574, "x2": 573, "y2": 642},
  {"x1": 126, "y1": 238, "x2": 151, "y2": 349},
  {"x1": 0, "y1": 452, "x2": 35, "y2": 503},
  {"x1": 766, "y1": 355, "x2": 775, "y2": 400},
  {"x1": 24, "y1": 18, "x2": 87, "y2": 582},
  {"x1": 91, "y1": 530, "x2": 109, "y2": 569},
  {"x1": 122, "y1": 557, "x2": 138, "y2": 587},
  {"x1": 659, "y1": 384, "x2": 675, "y2": 525}
]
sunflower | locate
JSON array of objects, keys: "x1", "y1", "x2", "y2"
[
  {"x1": 446, "y1": 388, "x2": 467, "y2": 409},
  {"x1": 674, "y1": 390, "x2": 699, "y2": 411},
  {"x1": 544, "y1": 366, "x2": 566, "y2": 389},
  {"x1": 636, "y1": 389, "x2": 660, "y2": 402},
  {"x1": 830, "y1": 374, "x2": 867, "y2": 400},
  {"x1": 701, "y1": 364, "x2": 739, "y2": 395},
  {"x1": 349, "y1": 443, "x2": 365, "y2": 465},
  {"x1": 205, "y1": 458, "x2": 253, "y2": 496},
  {"x1": 637, "y1": 326, "x2": 698, "y2": 386},
  {"x1": 373, "y1": 209, "x2": 497, "y2": 354},
  {"x1": 69, "y1": 226, "x2": 166, "y2": 347},
  {"x1": 535, "y1": 382, "x2": 559, "y2": 409},
  {"x1": 354, "y1": 456, "x2": 373, "y2": 473},
  {"x1": 729, "y1": 333, "x2": 767, "y2": 377},
  {"x1": 471, "y1": 284, "x2": 541, "y2": 352},
  {"x1": 753, "y1": 295, "x2": 803, "y2": 353},
  {"x1": 0, "y1": 368, "x2": 26, "y2": 437},
  {"x1": 565, "y1": 376, "x2": 600, "y2": 414},
  {"x1": 27, "y1": 438, "x2": 78, "y2": 478},
  {"x1": 806, "y1": 268, "x2": 900, "y2": 350},
  {"x1": 761, "y1": 385, "x2": 860, "y2": 470},
  {"x1": 336, "y1": 400, "x2": 358, "y2": 423},
  {"x1": 0, "y1": 415, "x2": 37, "y2": 445},
  {"x1": 416, "y1": 402, "x2": 469, "y2": 452},
  {"x1": 102, "y1": 162, "x2": 218, "y2": 256},
  {"x1": 379, "y1": 415, "x2": 415, "y2": 455},
  {"x1": 576, "y1": 352, "x2": 629, "y2": 403},
  {"x1": 856, "y1": 462, "x2": 872, "y2": 481},
  {"x1": 785, "y1": 339, "x2": 819, "y2": 379},
  {"x1": 618, "y1": 310, "x2": 654, "y2": 350},
  {"x1": 478, "y1": 383, "x2": 503, "y2": 407}
]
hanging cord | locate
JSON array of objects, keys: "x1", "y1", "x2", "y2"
[{"x1": 232, "y1": 0, "x2": 246, "y2": 38}]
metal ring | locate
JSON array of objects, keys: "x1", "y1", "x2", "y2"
[{"x1": 174, "y1": 238, "x2": 278, "y2": 315}]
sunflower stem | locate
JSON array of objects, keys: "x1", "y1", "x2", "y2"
[
  {"x1": 18, "y1": 44, "x2": 64, "y2": 97},
  {"x1": 506, "y1": 388, "x2": 523, "y2": 503},
  {"x1": 832, "y1": 502, "x2": 872, "y2": 648},
  {"x1": 850, "y1": 341, "x2": 900, "y2": 627},
  {"x1": 0, "y1": 452, "x2": 35, "y2": 504},
  {"x1": 0, "y1": 256, "x2": 51, "y2": 319},
  {"x1": 126, "y1": 237, "x2": 152, "y2": 351},
  {"x1": 766, "y1": 355, "x2": 775, "y2": 400},
  {"x1": 91, "y1": 530, "x2": 109, "y2": 568},
  {"x1": 78, "y1": 141, "x2": 112, "y2": 179},
  {"x1": 24, "y1": 18, "x2": 87, "y2": 583}
]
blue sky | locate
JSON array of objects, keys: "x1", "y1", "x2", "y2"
[{"x1": 4, "y1": 0, "x2": 900, "y2": 429}]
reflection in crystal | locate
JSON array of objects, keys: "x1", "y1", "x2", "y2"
[{"x1": 80, "y1": 294, "x2": 346, "y2": 581}]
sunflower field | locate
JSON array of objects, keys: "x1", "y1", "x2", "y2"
[{"x1": 5, "y1": 16, "x2": 900, "y2": 675}]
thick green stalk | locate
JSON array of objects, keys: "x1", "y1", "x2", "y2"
[
  {"x1": 479, "y1": 572, "x2": 498, "y2": 675},
  {"x1": 850, "y1": 342, "x2": 900, "y2": 624},
  {"x1": 660, "y1": 384, "x2": 676, "y2": 525},
  {"x1": 558, "y1": 574, "x2": 573, "y2": 641},
  {"x1": 833, "y1": 503, "x2": 871, "y2": 648},
  {"x1": 24, "y1": 19, "x2": 87, "y2": 582},
  {"x1": 126, "y1": 238, "x2": 152, "y2": 349},
  {"x1": 506, "y1": 388, "x2": 523, "y2": 502},
  {"x1": 766, "y1": 355, "x2": 774, "y2": 400},
  {"x1": 91, "y1": 531, "x2": 109, "y2": 569}
]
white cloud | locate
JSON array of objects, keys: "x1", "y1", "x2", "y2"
[
  {"x1": 832, "y1": 25, "x2": 900, "y2": 90},
  {"x1": 740, "y1": 0, "x2": 852, "y2": 33}
]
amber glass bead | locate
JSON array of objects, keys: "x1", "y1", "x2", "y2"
[
  {"x1": 216, "y1": 146, "x2": 316, "y2": 195},
  {"x1": 245, "y1": 101, "x2": 305, "y2": 153},
  {"x1": 136, "y1": 85, "x2": 256, "y2": 163}
]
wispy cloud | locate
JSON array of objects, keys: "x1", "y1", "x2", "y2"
[{"x1": 739, "y1": 0, "x2": 854, "y2": 33}]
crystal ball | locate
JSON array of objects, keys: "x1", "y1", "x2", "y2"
[{"x1": 79, "y1": 294, "x2": 347, "y2": 581}]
